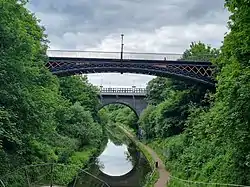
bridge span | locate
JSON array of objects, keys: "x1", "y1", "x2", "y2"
[
  {"x1": 99, "y1": 87, "x2": 147, "y2": 117},
  {"x1": 46, "y1": 50, "x2": 216, "y2": 86}
]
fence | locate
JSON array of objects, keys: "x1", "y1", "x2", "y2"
[
  {"x1": 1, "y1": 163, "x2": 249, "y2": 187},
  {"x1": 0, "y1": 163, "x2": 110, "y2": 187},
  {"x1": 167, "y1": 175, "x2": 250, "y2": 187}
]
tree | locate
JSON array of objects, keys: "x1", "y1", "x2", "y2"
[
  {"x1": 59, "y1": 75, "x2": 100, "y2": 116},
  {"x1": 146, "y1": 77, "x2": 171, "y2": 105},
  {"x1": 182, "y1": 41, "x2": 220, "y2": 61},
  {"x1": 141, "y1": 42, "x2": 216, "y2": 139}
]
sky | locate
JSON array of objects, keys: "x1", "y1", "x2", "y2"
[{"x1": 27, "y1": 0, "x2": 229, "y2": 88}]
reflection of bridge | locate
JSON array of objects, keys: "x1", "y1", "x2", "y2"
[
  {"x1": 98, "y1": 152, "x2": 149, "y2": 187},
  {"x1": 99, "y1": 87, "x2": 147, "y2": 116},
  {"x1": 46, "y1": 50, "x2": 216, "y2": 86}
]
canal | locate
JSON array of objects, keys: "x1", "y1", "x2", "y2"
[{"x1": 69, "y1": 127, "x2": 151, "y2": 187}]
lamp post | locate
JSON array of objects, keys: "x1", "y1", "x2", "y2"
[{"x1": 120, "y1": 34, "x2": 124, "y2": 61}]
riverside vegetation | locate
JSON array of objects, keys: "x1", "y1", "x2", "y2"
[
  {"x1": 139, "y1": 0, "x2": 250, "y2": 186},
  {"x1": 0, "y1": 0, "x2": 105, "y2": 185}
]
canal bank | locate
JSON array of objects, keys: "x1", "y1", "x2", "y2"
[{"x1": 118, "y1": 125, "x2": 170, "y2": 187}]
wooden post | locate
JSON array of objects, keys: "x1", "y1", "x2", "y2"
[
  {"x1": 50, "y1": 163, "x2": 54, "y2": 187},
  {"x1": 24, "y1": 168, "x2": 31, "y2": 187},
  {"x1": 72, "y1": 173, "x2": 78, "y2": 187}
]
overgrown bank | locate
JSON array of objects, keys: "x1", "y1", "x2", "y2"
[{"x1": 0, "y1": 1, "x2": 105, "y2": 186}]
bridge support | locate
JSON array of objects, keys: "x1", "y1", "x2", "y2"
[{"x1": 99, "y1": 88, "x2": 148, "y2": 117}]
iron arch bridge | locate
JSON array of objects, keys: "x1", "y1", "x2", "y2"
[{"x1": 46, "y1": 50, "x2": 216, "y2": 86}]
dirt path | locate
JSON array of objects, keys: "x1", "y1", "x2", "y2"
[
  {"x1": 142, "y1": 144, "x2": 170, "y2": 187},
  {"x1": 120, "y1": 126, "x2": 170, "y2": 187}
]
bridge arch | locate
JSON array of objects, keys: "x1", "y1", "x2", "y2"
[
  {"x1": 99, "y1": 101, "x2": 139, "y2": 119},
  {"x1": 99, "y1": 87, "x2": 148, "y2": 117}
]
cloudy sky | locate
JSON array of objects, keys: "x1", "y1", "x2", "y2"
[{"x1": 27, "y1": 0, "x2": 229, "y2": 88}]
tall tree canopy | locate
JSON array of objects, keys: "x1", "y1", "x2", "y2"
[{"x1": 141, "y1": 42, "x2": 217, "y2": 139}]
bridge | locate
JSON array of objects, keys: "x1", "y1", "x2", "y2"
[
  {"x1": 46, "y1": 50, "x2": 216, "y2": 86},
  {"x1": 99, "y1": 87, "x2": 147, "y2": 117}
]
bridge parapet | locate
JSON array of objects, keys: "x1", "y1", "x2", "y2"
[
  {"x1": 100, "y1": 87, "x2": 146, "y2": 96},
  {"x1": 47, "y1": 50, "x2": 214, "y2": 62}
]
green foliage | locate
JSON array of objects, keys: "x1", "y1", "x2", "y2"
[
  {"x1": 141, "y1": 78, "x2": 209, "y2": 139},
  {"x1": 141, "y1": 41, "x2": 217, "y2": 138},
  {"x1": 182, "y1": 41, "x2": 220, "y2": 61},
  {"x1": 139, "y1": 105, "x2": 156, "y2": 139},
  {"x1": 59, "y1": 76, "x2": 100, "y2": 116},
  {"x1": 146, "y1": 78, "x2": 172, "y2": 105},
  {"x1": 56, "y1": 102, "x2": 102, "y2": 147},
  {"x1": 100, "y1": 104, "x2": 138, "y2": 131},
  {"x1": 0, "y1": 1, "x2": 104, "y2": 185}
]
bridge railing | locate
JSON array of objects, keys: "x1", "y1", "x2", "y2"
[
  {"x1": 167, "y1": 175, "x2": 250, "y2": 187},
  {"x1": 47, "y1": 50, "x2": 214, "y2": 62},
  {"x1": 100, "y1": 88, "x2": 147, "y2": 94}
]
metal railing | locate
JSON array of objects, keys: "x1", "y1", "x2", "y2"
[
  {"x1": 47, "y1": 50, "x2": 214, "y2": 62},
  {"x1": 0, "y1": 163, "x2": 110, "y2": 187},
  {"x1": 100, "y1": 87, "x2": 146, "y2": 94}
]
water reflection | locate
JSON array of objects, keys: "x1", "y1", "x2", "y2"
[
  {"x1": 71, "y1": 135, "x2": 151, "y2": 187},
  {"x1": 98, "y1": 140, "x2": 134, "y2": 176}
]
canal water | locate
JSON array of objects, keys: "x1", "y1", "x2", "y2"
[{"x1": 69, "y1": 132, "x2": 151, "y2": 187}]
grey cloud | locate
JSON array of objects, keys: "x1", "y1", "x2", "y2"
[
  {"x1": 186, "y1": 0, "x2": 225, "y2": 17},
  {"x1": 29, "y1": 0, "x2": 227, "y2": 37},
  {"x1": 186, "y1": 0, "x2": 228, "y2": 25}
]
